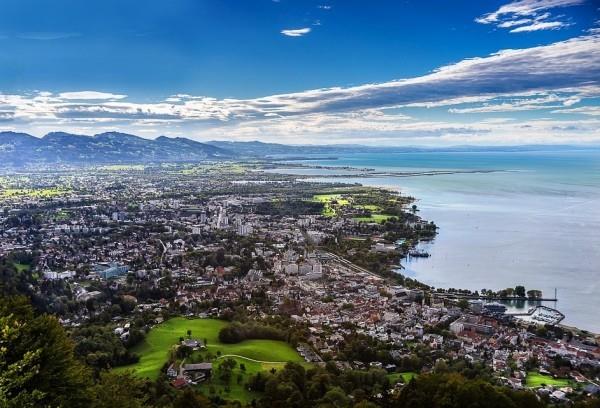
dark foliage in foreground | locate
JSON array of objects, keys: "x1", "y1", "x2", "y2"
[
  {"x1": 2, "y1": 295, "x2": 592, "y2": 408},
  {"x1": 244, "y1": 362, "x2": 545, "y2": 408}
]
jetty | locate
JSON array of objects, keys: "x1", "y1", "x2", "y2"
[{"x1": 435, "y1": 294, "x2": 558, "y2": 302}]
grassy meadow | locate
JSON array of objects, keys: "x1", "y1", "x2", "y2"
[
  {"x1": 115, "y1": 317, "x2": 305, "y2": 403},
  {"x1": 525, "y1": 371, "x2": 573, "y2": 388}
]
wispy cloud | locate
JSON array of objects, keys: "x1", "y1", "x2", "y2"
[
  {"x1": 448, "y1": 94, "x2": 579, "y2": 113},
  {"x1": 510, "y1": 20, "x2": 568, "y2": 32},
  {"x1": 280, "y1": 28, "x2": 311, "y2": 37},
  {"x1": 17, "y1": 32, "x2": 80, "y2": 40},
  {"x1": 476, "y1": 0, "x2": 584, "y2": 33},
  {"x1": 3, "y1": 34, "x2": 600, "y2": 121},
  {"x1": 552, "y1": 106, "x2": 600, "y2": 115},
  {"x1": 58, "y1": 91, "x2": 127, "y2": 100}
]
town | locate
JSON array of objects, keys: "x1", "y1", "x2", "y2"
[{"x1": 1, "y1": 161, "x2": 599, "y2": 407}]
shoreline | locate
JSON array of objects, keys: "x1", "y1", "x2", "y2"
[{"x1": 277, "y1": 155, "x2": 599, "y2": 335}]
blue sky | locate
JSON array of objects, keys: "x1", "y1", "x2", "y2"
[{"x1": 1, "y1": 0, "x2": 599, "y2": 145}]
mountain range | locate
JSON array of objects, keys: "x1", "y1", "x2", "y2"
[
  {"x1": 1, "y1": 131, "x2": 598, "y2": 167},
  {"x1": 0, "y1": 131, "x2": 232, "y2": 166}
]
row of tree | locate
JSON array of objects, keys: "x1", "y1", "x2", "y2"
[{"x1": 218, "y1": 321, "x2": 287, "y2": 344}]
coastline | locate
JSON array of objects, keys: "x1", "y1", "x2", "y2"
[{"x1": 265, "y1": 150, "x2": 600, "y2": 333}]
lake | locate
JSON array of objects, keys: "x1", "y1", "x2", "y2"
[{"x1": 271, "y1": 150, "x2": 600, "y2": 333}]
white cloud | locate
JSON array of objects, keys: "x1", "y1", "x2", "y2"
[
  {"x1": 448, "y1": 93, "x2": 577, "y2": 113},
  {"x1": 280, "y1": 28, "x2": 311, "y2": 37},
  {"x1": 510, "y1": 20, "x2": 568, "y2": 32},
  {"x1": 476, "y1": 0, "x2": 584, "y2": 33},
  {"x1": 4, "y1": 34, "x2": 598, "y2": 123},
  {"x1": 58, "y1": 91, "x2": 127, "y2": 100},
  {"x1": 552, "y1": 106, "x2": 600, "y2": 115},
  {"x1": 2, "y1": 34, "x2": 600, "y2": 145}
]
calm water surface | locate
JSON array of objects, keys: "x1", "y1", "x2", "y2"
[{"x1": 274, "y1": 151, "x2": 600, "y2": 332}]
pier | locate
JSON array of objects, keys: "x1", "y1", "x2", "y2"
[{"x1": 435, "y1": 294, "x2": 558, "y2": 302}]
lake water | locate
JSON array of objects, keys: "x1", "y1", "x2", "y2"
[{"x1": 272, "y1": 150, "x2": 600, "y2": 333}]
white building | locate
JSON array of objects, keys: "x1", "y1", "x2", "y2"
[{"x1": 238, "y1": 224, "x2": 253, "y2": 236}]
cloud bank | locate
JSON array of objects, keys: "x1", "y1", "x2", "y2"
[{"x1": 1, "y1": 33, "x2": 600, "y2": 145}]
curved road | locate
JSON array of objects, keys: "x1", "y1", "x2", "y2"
[{"x1": 215, "y1": 354, "x2": 288, "y2": 364}]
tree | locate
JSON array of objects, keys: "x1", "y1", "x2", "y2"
[
  {"x1": 319, "y1": 386, "x2": 351, "y2": 407},
  {"x1": 457, "y1": 299, "x2": 470, "y2": 310},
  {"x1": 187, "y1": 329, "x2": 192, "y2": 338},
  {"x1": 172, "y1": 387, "x2": 211, "y2": 408},
  {"x1": 91, "y1": 372, "x2": 149, "y2": 408},
  {"x1": 0, "y1": 296, "x2": 92, "y2": 407},
  {"x1": 514, "y1": 286, "x2": 526, "y2": 298},
  {"x1": 434, "y1": 359, "x2": 449, "y2": 373},
  {"x1": 392, "y1": 373, "x2": 544, "y2": 408},
  {"x1": 176, "y1": 345, "x2": 193, "y2": 359},
  {"x1": 574, "y1": 397, "x2": 600, "y2": 408}
]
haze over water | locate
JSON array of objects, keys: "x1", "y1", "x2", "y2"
[{"x1": 281, "y1": 150, "x2": 600, "y2": 333}]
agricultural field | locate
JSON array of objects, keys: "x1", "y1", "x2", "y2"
[
  {"x1": 525, "y1": 371, "x2": 573, "y2": 388},
  {"x1": 353, "y1": 214, "x2": 395, "y2": 223},
  {"x1": 0, "y1": 187, "x2": 71, "y2": 199},
  {"x1": 115, "y1": 317, "x2": 305, "y2": 403},
  {"x1": 180, "y1": 163, "x2": 247, "y2": 175},
  {"x1": 99, "y1": 164, "x2": 146, "y2": 171}
]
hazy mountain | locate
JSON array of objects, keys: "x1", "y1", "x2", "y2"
[
  {"x1": 206, "y1": 140, "x2": 375, "y2": 156},
  {"x1": 206, "y1": 140, "x2": 600, "y2": 157},
  {"x1": 1, "y1": 132, "x2": 597, "y2": 168},
  {"x1": 0, "y1": 131, "x2": 233, "y2": 167}
]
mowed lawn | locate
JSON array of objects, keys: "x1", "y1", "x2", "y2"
[
  {"x1": 115, "y1": 318, "x2": 303, "y2": 380},
  {"x1": 525, "y1": 371, "x2": 573, "y2": 388}
]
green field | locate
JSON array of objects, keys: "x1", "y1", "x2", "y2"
[
  {"x1": 353, "y1": 214, "x2": 395, "y2": 223},
  {"x1": 115, "y1": 318, "x2": 305, "y2": 403},
  {"x1": 181, "y1": 163, "x2": 246, "y2": 175},
  {"x1": 13, "y1": 263, "x2": 31, "y2": 273},
  {"x1": 0, "y1": 188, "x2": 71, "y2": 199},
  {"x1": 313, "y1": 194, "x2": 351, "y2": 217},
  {"x1": 355, "y1": 204, "x2": 381, "y2": 211},
  {"x1": 312, "y1": 193, "x2": 396, "y2": 221},
  {"x1": 99, "y1": 164, "x2": 146, "y2": 171},
  {"x1": 525, "y1": 371, "x2": 573, "y2": 388},
  {"x1": 206, "y1": 355, "x2": 297, "y2": 402},
  {"x1": 387, "y1": 371, "x2": 418, "y2": 384}
]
